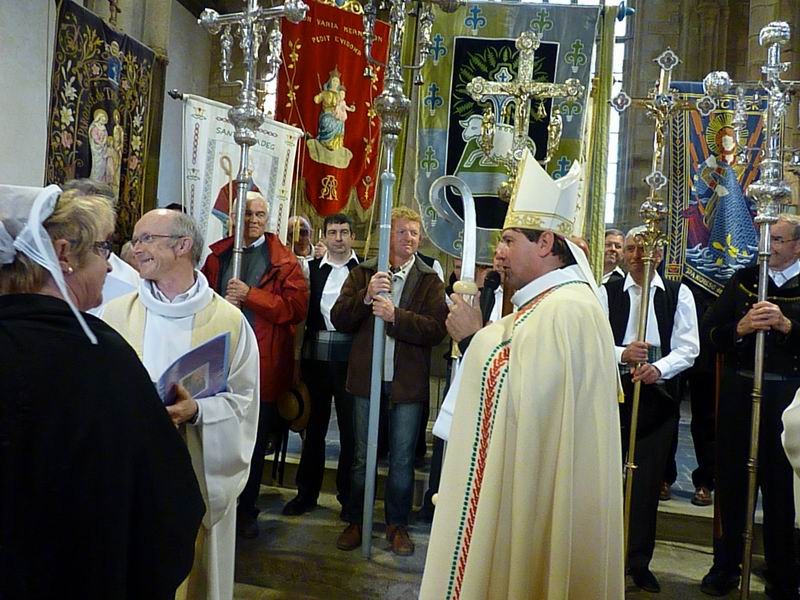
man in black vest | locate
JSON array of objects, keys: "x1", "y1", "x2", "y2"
[
  {"x1": 283, "y1": 213, "x2": 359, "y2": 517},
  {"x1": 701, "y1": 215, "x2": 800, "y2": 599},
  {"x1": 599, "y1": 225, "x2": 699, "y2": 593}
]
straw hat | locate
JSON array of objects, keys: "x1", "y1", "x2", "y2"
[{"x1": 277, "y1": 381, "x2": 311, "y2": 432}]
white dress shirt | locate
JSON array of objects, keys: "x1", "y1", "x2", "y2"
[
  {"x1": 320, "y1": 250, "x2": 357, "y2": 331},
  {"x1": 488, "y1": 286, "x2": 504, "y2": 323},
  {"x1": 601, "y1": 265, "x2": 625, "y2": 284},
  {"x1": 598, "y1": 272, "x2": 699, "y2": 380},
  {"x1": 770, "y1": 259, "x2": 800, "y2": 288}
]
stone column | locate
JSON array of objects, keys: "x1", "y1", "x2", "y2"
[{"x1": 614, "y1": 0, "x2": 684, "y2": 229}]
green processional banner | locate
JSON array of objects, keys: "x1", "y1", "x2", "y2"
[
  {"x1": 414, "y1": 3, "x2": 600, "y2": 263},
  {"x1": 46, "y1": 0, "x2": 155, "y2": 243}
]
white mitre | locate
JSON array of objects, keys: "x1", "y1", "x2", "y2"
[{"x1": 503, "y1": 149, "x2": 597, "y2": 291}]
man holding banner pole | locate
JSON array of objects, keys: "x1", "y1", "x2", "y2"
[{"x1": 331, "y1": 207, "x2": 447, "y2": 556}]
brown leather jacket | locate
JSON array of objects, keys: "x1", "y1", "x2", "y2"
[{"x1": 331, "y1": 256, "x2": 447, "y2": 404}]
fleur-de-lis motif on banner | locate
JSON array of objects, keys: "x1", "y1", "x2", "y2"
[
  {"x1": 464, "y1": 5, "x2": 486, "y2": 35},
  {"x1": 420, "y1": 146, "x2": 440, "y2": 176},
  {"x1": 424, "y1": 82, "x2": 444, "y2": 116},
  {"x1": 559, "y1": 97, "x2": 582, "y2": 123},
  {"x1": 425, "y1": 205, "x2": 438, "y2": 223},
  {"x1": 431, "y1": 33, "x2": 447, "y2": 65},
  {"x1": 565, "y1": 39, "x2": 587, "y2": 74},
  {"x1": 553, "y1": 156, "x2": 571, "y2": 179},
  {"x1": 529, "y1": 9, "x2": 553, "y2": 35},
  {"x1": 453, "y1": 229, "x2": 464, "y2": 251},
  {"x1": 494, "y1": 66, "x2": 513, "y2": 83}
]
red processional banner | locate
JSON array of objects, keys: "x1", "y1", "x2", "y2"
[{"x1": 277, "y1": 0, "x2": 389, "y2": 216}]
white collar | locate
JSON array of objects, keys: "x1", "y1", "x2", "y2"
[
  {"x1": 246, "y1": 235, "x2": 266, "y2": 249},
  {"x1": 321, "y1": 249, "x2": 356, "y2": 268},
  {"x1": 623, "y1": 271, "x2": 665, "y2": 293},
  {"x1": 770, "y1": 259, "x2": 800, "y2": 282},
  {"x1": 390, "y1": 256, "x2": 415, "y2": 278},
  {"x1": 511, "y1": 264, "x2": 585, "y2": 308},
  {"x1": 139, "y1": 270, "x2": 213, "y2": 318}
]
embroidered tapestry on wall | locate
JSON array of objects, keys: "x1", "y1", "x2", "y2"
[{"x1": 46, "y1": 0, "x2": 155, "y2": 243}]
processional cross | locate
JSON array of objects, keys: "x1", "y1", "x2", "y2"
[
  {"x1": 609, "y1": 47, "x2": 721, "y2": 566},
  {"x1": 466, "y1": 31, "x2": 584, "y2": 201},
  {"x1": 700, "y1": 23, "x2": 799, "y2": 600},
  {"x1": 199, "y1": 0, "x2": 307, "y2": 280}
]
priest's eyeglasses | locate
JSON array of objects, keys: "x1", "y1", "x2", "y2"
[
  {"x1": 130, "y1": 233, "x2": 182, "y2": 246},
  {"x1": 93, "y1": 240, "x2": 113, "y2": 260}
]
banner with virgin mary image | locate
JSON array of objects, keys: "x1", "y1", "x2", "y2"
[
  {"x1": 45, "y1": 0, "x2": 154, "y2": 242},
  {"x1": 276, "y1": 0, "x2": 390, "y2": 216},
  {"x1": 665, "y1": 82, "x2": 766, "y2": 296}
]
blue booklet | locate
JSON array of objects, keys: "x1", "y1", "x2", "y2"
[{"x1": 157, "y1": 332, "x2": 231, "y2": 406}]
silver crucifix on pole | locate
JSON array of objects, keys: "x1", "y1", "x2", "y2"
[
  {"x1": 199, "y1": 0, "x2": 308, "y2": 280},
  {"x1": 467, "y1": 31, "x2": 584, "y2": 201},
  {"x1": 701, "y1": 22, "x2": 800, "y2": 600}
]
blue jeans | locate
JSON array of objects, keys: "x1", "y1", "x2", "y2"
[{"x1": 343, "y1": 384, "x2": 422, "y2": 526}]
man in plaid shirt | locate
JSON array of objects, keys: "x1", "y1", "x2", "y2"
[{"x1": 283, "y1": 213, "x2": 360, "y2": 517}]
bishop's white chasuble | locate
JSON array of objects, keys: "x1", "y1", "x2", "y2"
[{"x1": 421, "y1": 281, "x2": 624, "y2": 600}]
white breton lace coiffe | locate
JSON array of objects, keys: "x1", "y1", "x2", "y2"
[{"x1": 0, "y1": 184, "x2": 98, "y2": 344}]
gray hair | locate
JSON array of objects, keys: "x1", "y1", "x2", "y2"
[
  {"x1": 61, "y1": 178, "x2": 116, "y2": 209},
  {"x1": 625, "y1": 225, "x2": 648, "y2": 242},
  {"x1": 605, "y1": 228, "x2": 624, "y2": 238},
  {"x1": 625, "y1": 225, "x2": 665, "y2": 256},
  {"x1": 778, "y1": 213, "x2": 800, "y2": 240},
  {"x1": 169, "y1": 211, "x2": 204, "y2": 266}
]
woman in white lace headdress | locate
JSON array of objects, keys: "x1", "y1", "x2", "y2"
[{"x1": 0, "y1": 185, "x2": 204, "y2": 599}]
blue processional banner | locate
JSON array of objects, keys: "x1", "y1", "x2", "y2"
[
  {"x1": 415, "y1": 3, "x2": 600, "y2": 263},
  {"x1": 665, "y1": 82, "x2": 766, "y2": 296}
]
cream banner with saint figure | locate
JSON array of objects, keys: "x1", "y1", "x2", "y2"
[{"x1": 182, "y1": 94, "x2": 301, "y2": 260}]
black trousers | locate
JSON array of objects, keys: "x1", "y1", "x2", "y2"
[
  {"x1": 687, "y1": 366, "x2": 716, "y2": 489},
  {"x1": 620, "y1": 375, "x2": 679, "y2": 570},
  {"x1": 294, "y1": 359, "x2": 354, "y2": 506},
  {"x1": 712, "y1": 370, "x2": 799, "y2": 597},
  {"x1": 239, "y1": 402, "x2": 279, "y2": 516},
  {"x1": 663, "y1": 367, "x2": 716, "y2": 489}
]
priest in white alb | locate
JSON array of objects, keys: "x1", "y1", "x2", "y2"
[
  {"x1": 101, "y1": 209, "x2": 260, "y2": 600},
  {"x1": 421, "y1": 150, "x2": 624, "y2": 600}
]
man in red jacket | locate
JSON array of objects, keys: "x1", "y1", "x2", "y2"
[{"x1": 202, "y1": 191, "x2": 309, "y2": 538}]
